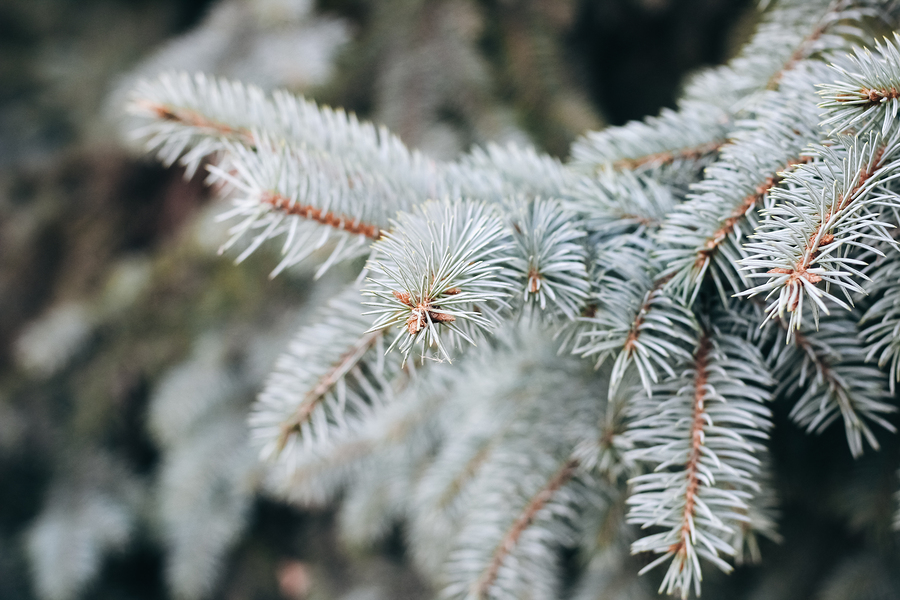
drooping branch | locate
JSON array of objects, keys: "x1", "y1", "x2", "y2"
[
  {"x1": 623, "y1": 273, "x2": 675, "y2": 353},
  {"x1": 276, "y1": 330, "x2": 384, "y2": 451},
  {"x1": 778, "y1": 320, "x2": 895, "y2": 457},
  {"x1": 473, "y1": 458, "x2": 580, "y2": 598},
  {"x1": 669, "y1": 334, "x2": 710, "y2": 560},
  {"x1": 766, "y1": 143, "x2": 887, "y2": 305},
  {"x1": 573, "y1": 238, "x2": 696, "y2": 397},
  {"x1": 627, "y1": 327, "x2": 773, "y2": 598}
]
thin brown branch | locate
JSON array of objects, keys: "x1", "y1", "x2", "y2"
[
  {"x1": 612, "y1": 141, "x2": 724, "y2": 171},
  {"x1": 282, "y1": 364, "x2": 419, "y2": 480},
  {"x1": 474, "y1": 458, "x2": 580, "y2": 598},
  {"x1": 138, "y1": 100, "x2": 386, "y2": 240},
  {"x1": 792, "y1": 330, "x2": 831, "y2": 378},
  {"x1": 624, "y1": 274, "x2": 673, "y2": 353},
  {"x1": 276, "y1": 330, "x2": 384, "y2": 452},
  {"x1": 134, "y1": 99, "x2": 256, "y2": 145},
  {"x1": 695, "y1": 158, "x2": 809, "y2": 270},
  {"x1": 262, "y1": 191, "x2": 382, "y2": 239},
  {"x1": 668, "y1": 333, "x2": 711, "y2": 559},
  {"x1": 766, "y1": 22, "x2": 826, "y2": 90},
  {"x1": 437, "y1": 442, "x2": 495, "y2": 511},
  {"x1": 618, "y1": 213, "x2": 658, "y2": 228},
  {"x1": 789, "y1": 329, "x2": 867, "y2": 445}
]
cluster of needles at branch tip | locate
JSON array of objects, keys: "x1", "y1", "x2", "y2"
[
  {"x1": 392, "y1": 288, "x2": 459, "y2": 335},
  {"x1": 860, "y1": 87, "x2": 900, "y2": 104}
]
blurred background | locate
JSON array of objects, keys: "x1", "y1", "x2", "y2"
[{"x1": 0, "y1": 1, "x2": 758, "y2": 599}]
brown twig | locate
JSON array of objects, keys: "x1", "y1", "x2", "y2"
[
  {"x1": 623, "y1": 274, "x2": 674, "y2": 352},
  {"x1": 695, "y1": 158, "x2": 809, "y2": 270},
  {"x1": 766, "y1": 22, "x2": 826, "y2": 90},
  {"x1": 618, "y1": 214, "x2": 658, "y2": 228},
  {"x1": 134, "y1": 99, "x2": 256, "y2": 145},
  {"x1": 262, "y1": 191, "x2": 382, "y2": 239},
  {"x1": 612, "y1": 141, "x2": 724, "y2": 171},
  {"x1": 139, "y1": 101, "x2": 387, "y2": 239},
  {"x1": 526, "y1": 267, "x2": 543, "y2": 294},
  {"x1": 437, "y1": 442, "x2": 495, "y2": 511}
]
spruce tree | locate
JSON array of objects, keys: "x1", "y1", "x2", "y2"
[{"x1": 125, "y1": 1, "x2": 900, "y2": 598}]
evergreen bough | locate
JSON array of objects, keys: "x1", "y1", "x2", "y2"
[{"x1": 127, "y1": 1, "x2": 900, "y2": 597}]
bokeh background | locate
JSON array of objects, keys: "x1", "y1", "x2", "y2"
[{"x1": 0, "y1": 1, "x2": 766, "y2": 599}]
